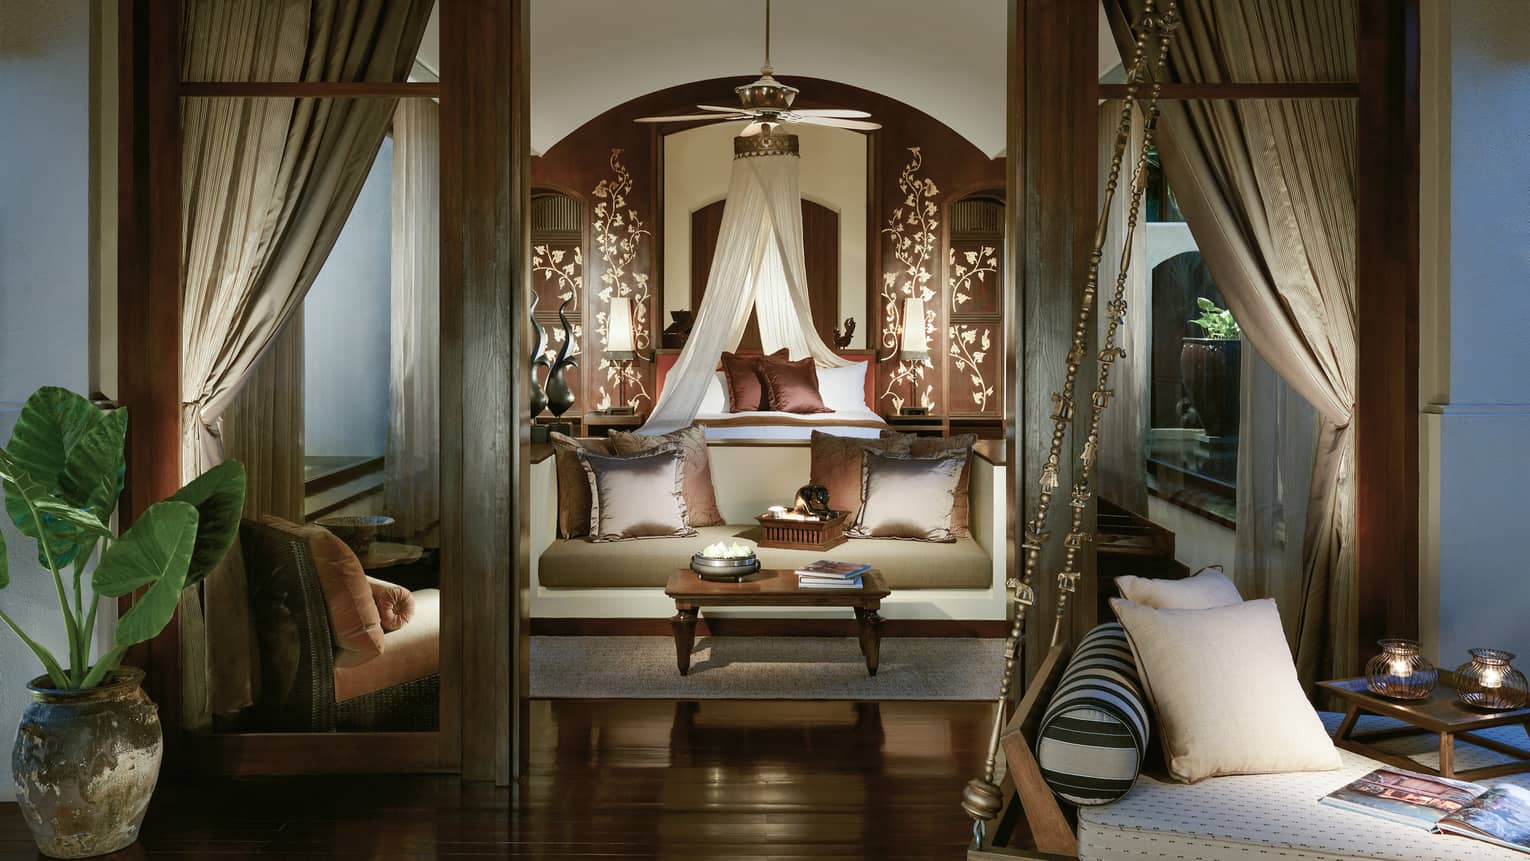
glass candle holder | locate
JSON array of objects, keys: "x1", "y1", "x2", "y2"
[
  {"x1": 1454, "y1": 648, "x2": 1529, "y2": 711},
  {"x1": 1365, "y1": 639, "x2": 1437, "y2": 700}
]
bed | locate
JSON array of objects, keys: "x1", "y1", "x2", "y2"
[{"x1": 654, "y1": 349, "x2": 889, "y2": 440}]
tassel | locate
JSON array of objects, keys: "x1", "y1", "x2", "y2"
[
  {"x1": 1040, "y1": 462, "x2": 1059, "y2": 491},
  {"x1": 1081, "y1": 439, "x2": 1097, "y2": 469}
]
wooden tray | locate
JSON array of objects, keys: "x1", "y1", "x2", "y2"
[{"x1": 754, "y1": 510, "x2": 849, "y2": 551}]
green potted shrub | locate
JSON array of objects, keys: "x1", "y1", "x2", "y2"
[
  {"x1": 1179, "y1": 297, "x2": 1242, "y2": 438},
  {"x1": 0, "y1": 387, "x2": 245, "y2": 858}
]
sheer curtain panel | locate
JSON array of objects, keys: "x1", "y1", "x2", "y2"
[{"x1": 178, "y1": 0, "x2": 433, "y2": 726}]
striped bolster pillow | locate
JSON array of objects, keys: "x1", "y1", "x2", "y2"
[{"x1": 1035, "y1": 623, "x2": 1149, "y2": 806}]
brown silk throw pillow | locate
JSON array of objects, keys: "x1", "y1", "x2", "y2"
[
  {"x1": 848, "y1": 451, "x2": 964, "y2": 542},
  {"x1": 808, "y1": 430, "x2": 912, "y2": 520},
  {"x1": 760, "y1": 356, "x2": 833, "y2": 414},
  {"x1": 576, "y1": 446, "x2": 698, "y2": 542},
  {"x1": 550, "y1": 432, "x2": 612, "y2": 538},
  {"x1": 882, "y1": 430, "x2": 978, "y2": 537},
  {"x1": 608, "y1": 425, "x2": 724, "y2": 526},
  {"x1": 720, "y1": 348, "x2": 789, "y2": 412}
]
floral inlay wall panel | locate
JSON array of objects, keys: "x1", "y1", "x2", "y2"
[
  {"x1": 591, "y1": 149, "x2": 653, "y2": 411},
  {"x1": 878, "y1": 148, "x2": 941, "y2": 413},
  {"x1": 530, "y1": 192, "x2": 587, "y2": 416},
  {"x1": 946, "y1": 197, "x2": 1004, "y2": 416}
]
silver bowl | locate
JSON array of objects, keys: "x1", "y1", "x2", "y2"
[{"x1": 690, "y1": 553, "x2": 760, "y2": 582}]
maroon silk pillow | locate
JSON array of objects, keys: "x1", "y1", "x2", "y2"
[
  {"x1": 720, "y1": 348, "x2": 788, "y2": 412},
  {"x1": 761, "y1": 357, "x2": 833, "y2": 414}
]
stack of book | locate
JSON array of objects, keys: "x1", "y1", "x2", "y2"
[{"x1": 795, "y1": 560, "x2": 870, "y2": 589}]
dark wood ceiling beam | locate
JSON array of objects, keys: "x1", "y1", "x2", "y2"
[{"x1": 178, "y1": 81, "x2": 441, "y2": 98}]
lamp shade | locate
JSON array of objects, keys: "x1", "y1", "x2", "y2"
[
  {"x1": 606, "y1": 296, "x2": 636, "y2": 358},
  {"x1": 901, "y1": 297, "x2": 929, "y2": 360}
]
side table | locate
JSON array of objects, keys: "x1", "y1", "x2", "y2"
[
  {"x1": 583, "y1": 410, "x2": 645, "y2": 437},
  {"x1": 1318, "y1": 673, "x2": 1530, "y2": 780}
]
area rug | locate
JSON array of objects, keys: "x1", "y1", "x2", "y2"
[{"x1": 530, "y1": 635, "x2": 1004, "y2": 700}]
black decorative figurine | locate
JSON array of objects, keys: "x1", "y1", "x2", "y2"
[
  {"x1": 529, "y1": 293, "x2": 550, "y2": 420},
  {"x1": 544, "y1": 297, "x2": 578, "y2": 435}
]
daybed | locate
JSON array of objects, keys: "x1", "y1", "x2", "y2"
[
  {"x1": 242, "y1": 519, "x2": 440, "y2": 732},
  {"x1": 1075, "y1": 713, "x2": 1530, "y2": 861},
  {"x1": 529, "y1": 439, "x2": 1009, "y2": 621}
]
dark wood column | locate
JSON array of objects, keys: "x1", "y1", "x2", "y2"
[
  {"x1": 117, "y1": 0, "x2": 183, "y2": 730},
  {"x1": 1009, "y1": 0, "x2": 1100, "y2": 681},
  {"x1": 439, "y1": 0, "x2": 530, "y2": 783},
  {"x1": 1354, "y1": 0, "x2": 1421, "y2": 666}
]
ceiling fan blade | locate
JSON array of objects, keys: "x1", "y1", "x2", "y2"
[
  {"x1": 698, "y1": 104, "x2": 751, "y2": 114},
  {"x1": 634, "y1": 113, "x2": 751, "y2": 123},
  {"x1": 789, "y1": 108, "x2": 872, "y2": 119},
  {"x1": 792, "y1": 116, "x2": 882, "y2": 131},
  {"x1": 741, "y1": 121, "x2": 768, "y2": 137}
]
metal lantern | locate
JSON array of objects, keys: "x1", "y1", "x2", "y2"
[
  {"x1": 1364, "y1": 639, "x2": 1437, "y2": 700},
  {"x1": 1454, "y1": 648, "x2": 1529, "y2": 711}
]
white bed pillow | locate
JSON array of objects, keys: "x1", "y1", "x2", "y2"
[
  {"x1": 697, "y1": 371, "x2": 728, "y2": 414},
  {"x1": 1110, "y1": 597, "x2": 1341, "y2": 783},
  {"x1": 1115, "y1": 565, "x2": 1241, "y2": 610},
  {"x1": 816, "y1": 361, "x2": 869, "y2": 412}
]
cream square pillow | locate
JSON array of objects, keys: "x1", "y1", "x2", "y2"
[
  {"x1": 1115, "y1": 565, "x2": 1241, "y2": 610},
  {"x1": 1110, "y1": 597, "x2": 1341, "y2": 783}
]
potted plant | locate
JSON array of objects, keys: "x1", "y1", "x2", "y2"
[
  {"x1": 1179, "y1": 297, "x2": 1242, "y2": 438},
  {"x1": 0, "y1": 387, "x2": 245, "y2": 857}
]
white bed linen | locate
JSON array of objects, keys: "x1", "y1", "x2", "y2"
[
  {"x1": 1077, "y1": 712, "x2": 1530, "y2": 861},
  {"x1": 693, "y1": 407, "x2": 887, "y2": 440}
]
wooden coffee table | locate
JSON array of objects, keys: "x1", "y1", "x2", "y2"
[
  {"x1": 1319, "y1": 672, "x2": 1530, "y2": 780},
  {"x1": 663, "y1": 568, "x2": 891, "y2": 677}
]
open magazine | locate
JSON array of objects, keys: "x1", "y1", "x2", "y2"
[{"x1": 1321, "y1": 767, "x2": 1530, "y2": 854}]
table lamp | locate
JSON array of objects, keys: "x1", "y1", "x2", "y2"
[
  {"x1": 899, "y1": 297, "x2": 930, "y2": 416},
  {"x1": 605, "y1": 296, "x2": 638, "y2": 415}
]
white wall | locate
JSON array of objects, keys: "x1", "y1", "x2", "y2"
[
  {"x1": 0, "y1": 0, "x2": 114, "y2": 803},
  {"x1": 662, "y1": 122, "x2": 868, "y2": 349},
  {"x1": 303, "y1": 138, "x2": 393, "y2": 458},
  {"x1": 1419, "y1": 0, "x2": 1530, "y2": 667}
]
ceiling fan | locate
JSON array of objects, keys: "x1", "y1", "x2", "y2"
[{"x1": 634, "y1": 0, "x2": 881, "y2": 137}]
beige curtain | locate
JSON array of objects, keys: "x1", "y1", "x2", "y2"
[
  {"x1": 384, "y1": 99, "x2": 440, "y2": 540},
  {"x1": 178, "y1": 0, "x2": 433, "y2": 725},
  {"x1": 222, "y1": 311, "x2": 306, "y2": 523},
  {"x1": 1096, "y1": 100, "x2": 1150, "y2": 516},
  {"x1": 1108, "y1": 0, "x2": 1359, "y2": 685}
]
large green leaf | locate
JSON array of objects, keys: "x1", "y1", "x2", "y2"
[
  {"x1": 0, "y1": 448, "x2": 90, "y2": 570},
  {"x1": 170, "y1": 460, "x2": 246, "y2": 588},
  {"x1": 93, "y1": 500, "x2": 198, "y2": 647},
  {"x1": 3, "y1": 389, "x2": 125, "y2": 567},
  {"x1": 0, "y1": 521, "x2": 8, "y2": 589}
]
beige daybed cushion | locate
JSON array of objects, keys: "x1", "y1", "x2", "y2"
[
  {"x1": 1076, "y1": 712, "x2": 1530, "y2": 861},
  {"x1": 539, "y1": 524, "x2": 991, "y2": 589},
  {"x1": 333, "y1": 589, "x2": 440, "y2": 703}
]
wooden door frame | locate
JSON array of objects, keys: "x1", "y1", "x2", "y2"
[{"x1": 115, "y1": 0, "x2": 526, "y2": 779}]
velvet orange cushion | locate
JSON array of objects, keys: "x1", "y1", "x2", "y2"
[
  {"x1": 720, "y1": 348, "x2": 788, "y2": 412},
  {"x1": 760, "y1": 356, "x2": 832, "y2": 414},
  {"x1": 334, "y1": 589, "x2": 440, "y2": 703},
  {"x1": 258, "y1": 516, "x2": 385, "y2": 661},
  {"x1": 368, "y1": 577, "x2": 415, "y2": 632}
]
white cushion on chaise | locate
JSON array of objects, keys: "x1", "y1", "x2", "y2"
[{"x1": 1077, "y1": 712, "x2": 1530, "y2": 860}]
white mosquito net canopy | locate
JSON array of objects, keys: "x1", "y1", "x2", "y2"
[{"x1": 640, "y1": 133, "x2": 847, "y2": 435}]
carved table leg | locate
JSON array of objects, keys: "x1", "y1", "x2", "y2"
[
  {"x1": 858, "y1": 606, "x2": 883, "y2": 676},
  {"x1": 671, "y1": 606, "x2": 699, "y2": 675}
]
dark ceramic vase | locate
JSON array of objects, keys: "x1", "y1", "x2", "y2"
[
  {"x1": 529, "y1": 363, "x2": 549, "y2": 419},
  {"x1": 529, "y1": 294, "x2": 549, "y2": 420},
  {"x1": 1179, "y1": 337, "x2": 1241, "y2": 437},
  {"x1": 13, "y1": 667, "x2": 162, "y2": 858}
]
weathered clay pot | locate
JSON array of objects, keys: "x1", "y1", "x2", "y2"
[
  {"x1": 13, "y1": 668, "x2": 162, "y2": 858},
  {"x1": 1179, "y1": 337, "x2": 1241, "y2": 437}
]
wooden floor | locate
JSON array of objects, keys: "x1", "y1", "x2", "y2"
[{"x1": 0, "y1": 699, "x2": 993, "y2": 859}]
